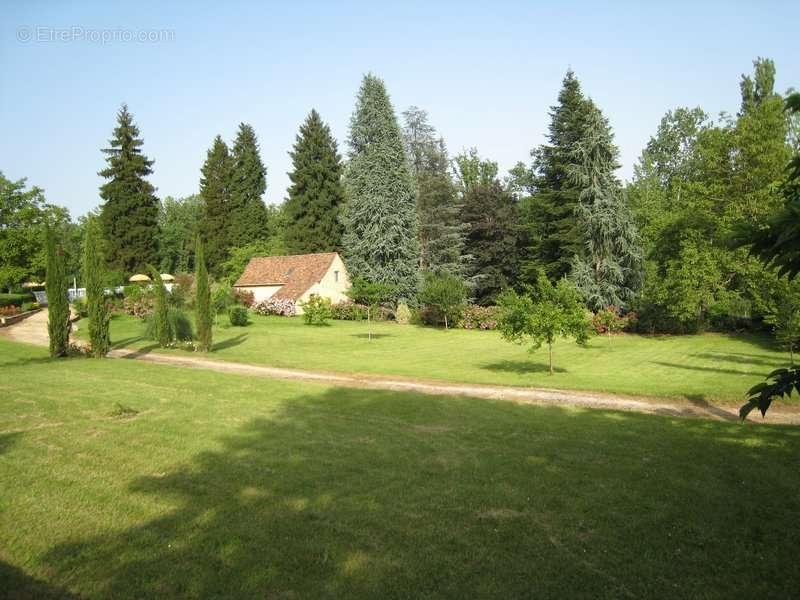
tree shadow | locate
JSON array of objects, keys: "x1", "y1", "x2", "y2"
[
  {"x1": 650, "y1": 361, "x2": 759, "y2": 377},
  {"x1": 32, "y1": 388, "x2": 800, "y2": 598},
  {"x1": 212, "y1": 334, "x2": 248, "y2": 352},
  {"x1": 350, "y1": 333, "x2": 393, "y2": 340},
  {"x1": 691, "y1": 352, "x2": 786, "y2": 368},
  {"x1": 110, "y1": 336, "x2": 145, "y2": 349},
  {"x1": 0, "y1": 560, "x2": 84, "y2": 599},
  {"x1": 0, "y1": 432, "x2": 22, "y2": 455},
  {"x1": 683, "y1": 394, "x2": 739, "y2": 422},
  {"x1": 482, "y1": 359, "x2": 567, "y2": 375},
  {"x1": 116, "y1": 344, "x2": 160, "y2": 359}
]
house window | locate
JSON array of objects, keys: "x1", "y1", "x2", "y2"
[{"x1": 334, "y1": 270, "x2": 339, "y2": 282}]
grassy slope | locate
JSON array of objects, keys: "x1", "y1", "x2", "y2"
[
  {"x1": 87, "y1": 313, "x2": 789, "y2": 403},
  {"x1": 1, "y1": 337, "x2": 799, "y2": 598}
]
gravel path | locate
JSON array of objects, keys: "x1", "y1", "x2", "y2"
[{"x1": 4, "y1": 310, "x2": 799, "y2": 425}]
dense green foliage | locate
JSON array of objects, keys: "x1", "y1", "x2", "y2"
[
  {"x1": 342, "y1": 74, "x2": 419, "y2": 301},
  {"x1": 200, "y1": 135, "x2": 234, "y2": 272},
  {"x1": 82, "y1": 218, "x2": 110, "y2": 357},
  {"x1": 284, "y1": 110, "x2": 346, "y2": 254},
  {"x1": 157, "y1": 195, "x2": 204, "y2": 274},
  {"x1": 45, "y1": 226, "x2": 70, "y2": 357},
  {"x1": 418, "y1": 271, "x2": 467, "y2": 328},
  {"x1": 497, "y1": 274, "x2": 591, "y2": 374},
  {"x1": 228, "y1": 123, "x2": 269, "y2": 247},
  {"x1": 460, "y1": 180, "x2": 518, "y2": 304},
  {"x1": 98, "y1": 105, "x2": 160, "y2": 274},
  {"x1": 195, "y1": 237, "x2": 213, "y2": 352},
  {"x1": 227, "y1": 305, "x2": 249, "y2": 327},
  {"x1": 0, "y1": 172, "x2": 70, "y2": 291}
]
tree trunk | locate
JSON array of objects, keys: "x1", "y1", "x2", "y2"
[
  {"x1": 548, "y1": 341, "x2": 553, "y2": 375},
  {"x1": 444, "y1": 313, "x2": 448, "y2": 329},
  {"x1": 368, "y1": 308, "x2": 372, "y2": 342}
]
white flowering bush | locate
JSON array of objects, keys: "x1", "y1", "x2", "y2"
[{"x1": 252, "y1": 297, "x2": 296, "y2": 317}]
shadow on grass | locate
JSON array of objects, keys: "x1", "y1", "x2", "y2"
[
  {"x1": 37, "y1": 387, "x2": 800, "y2": 598},
  {"x1": 0, "y1": 560, "x2": 84, "y2": 599},
  {"x1": 212, "y1": 334, "x2": 248, "y2": 352},
  {"x1": 350, "y1": 333, "x2": 393, "y2": 340},
  {"x1": 684, "y1": 394, "x2": 739, "y2": 422},
  {"x1": 650, "y1": 361, "x2": 763, "y2": 377},
  {"x1": 482, "y1": 359, "x2": 567, "y2": 375},
  {"x1": 691, "y1": 352, "x2": 787, "y2": 369},
  {"x1": 110, "y1": 336, "x2": 145, "y2": 349},
  {"x1": 0, "y1": 432, "x2": 22, "y2": 455}
]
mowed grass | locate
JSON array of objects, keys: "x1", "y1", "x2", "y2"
[
  {"x1": 88, "y1": 313, "x2": 790, "y2": 403},
  {"x1": 1, "y1": 337, "x2": 799, "y2": 598}
]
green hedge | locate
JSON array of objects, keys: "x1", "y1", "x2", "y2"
[{"x1": 0, "y1": 293, "x2": 33, "y2": 308}]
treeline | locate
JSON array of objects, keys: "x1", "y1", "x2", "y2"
[{"x1": 2, "y1": 58, "x2": 797, "y2": 334}]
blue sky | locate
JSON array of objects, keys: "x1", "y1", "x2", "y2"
[{"x1": 2, "y1": 0, "x2": 798, "y2": 217}]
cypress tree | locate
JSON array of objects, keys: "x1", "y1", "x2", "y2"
[
  {"x1": 83, "y1": 218, "x2": 110, "y2": 356},
  {"x1": 342, "y1": 74, "x2": 419, "y2": 300},
  {"x1": 569, "y1": 101, "x2": 642, "y2": 309},
  {"x1": 284, "y1": 110, "x2": 346, "y2": 254},
  {"x1": 45, "y1": 225, "x2": 70, "y2": 357},
  {"x1": 99, "y1": 104, "x2": 160, "y2": 274},
  {"x1": 461, "y1": 181, "x2": 518, "y2": 305},
  {"x1": 521, "y1": 70, "x2": 593, "y2": 282},
  {"x1": 403, "y1": 107, "x2": 465, "y2": 277},
  {"x1": 200, "y1": 136, "x2": 233, "y2": 273},
  {"x1": 150, "y1": 266, "x2": 170, "y2": 348},
  {"x1": 229, "y1": 123, "x2": 268, "y2": 247},
  {"x1": 195, "y1": 236, "x2": 212, "y2": 352}
]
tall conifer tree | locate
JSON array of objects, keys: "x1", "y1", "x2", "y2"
[
  {"x1": 403, "y1": 107, "x2": 465, "y2": 276},
  {"x1": 83, "y1": 218, "x2": 110, "y2": 356},
  {"x1": 569, "y1": 101, "x2": 642, "y2": 309},
  {"x1": 229, "y1": 123, "x2": 268, "y2": 247},
  {"x1": 342, "y1": 74, "x2": 419, "y2": 300},
  {"x1": 520, "y1": 71, "x2": 592, "y2": 282},
  {"x1": 45, "y1": 225, "x2": 70, "y2": 357},
  {"x1": 200, "y1": 136, "x2": 233, "y2": 273},
  {"x1": 284, "y1": 110, "x2": 346, "y2": 254},
  {"x1": 98, "y1": 104, "x2": 160, "y2": 274}
]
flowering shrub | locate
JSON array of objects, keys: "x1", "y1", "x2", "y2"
[
  {"x1": 330, "y1": 300, "x2": 367, "y2": 321},
  {"x1": 395, "y1": 302, "x2": 411, "y2": 325},
  {"x1": 592, "y1": 306, "x2": 637, "y2": 335},
  {"x1": 252, "y1": 297, "x2": 296, "y2": 317},
  {"x1": 122, "y1": 289, "x2": 155, "y2": 319},
  {"x1": 459, "y1": 304, "x2": 499, "y2": 330},
  {"x1": 0, "y1": 305, "x2": 19, "y2": 317},
  {"x1": 234, "y1": 288, "x2": 255, "y2": 307}
]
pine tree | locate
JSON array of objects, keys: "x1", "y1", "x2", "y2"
[
  {"x1": 229, "y1": 123, "x2": 268, "y2": 247},
  {"x1": 45, "y1": 225, "x2": 70, "y2": 357},
  {"x1": 99, "y1": 104, "x2": 160, "y2": 274},
  {"x1": 194, "y1": 236, "x2": 212, "y2": 352},
  {"x1": 403, "y1": 108, "x2": 465, "y2": 277},
  {"x1": 569, "y1": 101, "x2": 642, "y2": 310},
  {"x1": 520, "y1": 70, "x2": 592, "y2": 282},
  {"x1": 461, "y1": 180, "x2": 518, "y2": 305},
  {"x1": 83, "y1": 218, "x2": 110, "y2": 356},
  {"x1": 342, "y1": 74, "x2": 419, "y2": 300},
  {"x1": 200, "y1": 136, "x2": 233, "y2": 273},
  {"x1": 284, "y1": 110, "x2": 346, "y2": 254}
]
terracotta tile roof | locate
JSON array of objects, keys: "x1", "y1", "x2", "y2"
[{"x1": 234, "y1": 252, "x2": 338, "y2": 302}]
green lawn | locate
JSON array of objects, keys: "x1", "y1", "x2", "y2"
[
  {"x1": 1, "y1": 337, "x2": 799, "y2": 598},
  {"x1": 85, "y1": 312, "x2": 790, "y2": 403}
]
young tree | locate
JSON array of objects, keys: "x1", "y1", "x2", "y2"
[
  {"x1": 403, "y1": 108, "x2": 465, "y2": 276},
  {"x1": 99, "y1": 104, "x2": 160, "y2": 274},
  {"x1": 497, "y1": 273, "x2": 591, "y2": 375},
  {"x1": 518, "y1": 70, "x2": 593, "y2": 282},
  {"x1": 346, "y1": 277, "x2": 396, "y2": 342},
  {"x1": 150, "y1": 266, "x2": 170, "y2": 348},
  {"x1": 195, "y1": 236, "x2": 212, "y2": 352},
  {"x1": 200, "y1": 136, "x2": 233, "y2": 272},
  {"x1": 45, "y1": 225, "x2": 70, "y2": 357},
  {"x1": 460, "y1": 180, "x2": 518, "y2": 305},
  {"x1": 569, "y1": 101, "x2": 642, "y2": 310},
  {"x1": 284, "y1": 110, "x2": 346, "y2": 254},
  {"x1": 342, "y1": 74, "x2": 419, "y2": 301},
  {"x1": 228, "y1": 123, "x2": 269, "y2": 247},
  {"x1": 764, "y1": 279, "x2": 800, "y2": 364},
  {"x1": 83, "y1": 218, "x2": 110, "y2": 357},
  {"x1": 418, "y1": 271, "x2": 467, "y2": 329}
]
